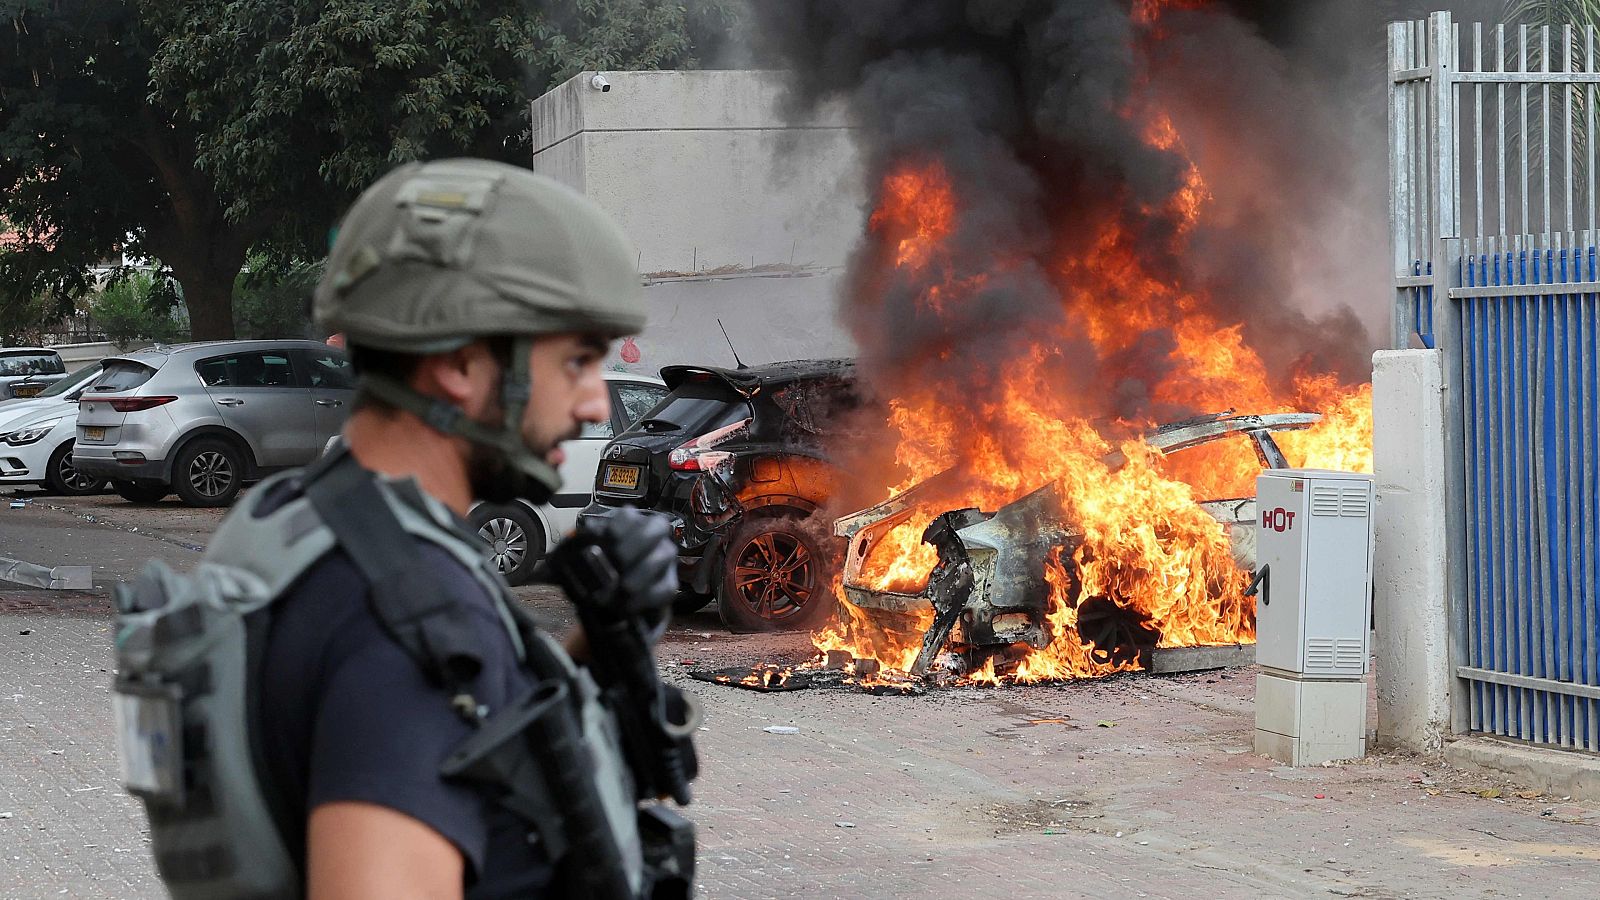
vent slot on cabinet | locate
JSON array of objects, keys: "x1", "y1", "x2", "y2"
[
  {"x1": 1311, "y1": 487, "x2": 1340, "y2": 517},
  {"x1": 1334, "y1": 639, "x2": 1365, "y2": 671},
  {"x1": 1339, "y1": 488, "x2": 1369, "y2": 518},
  {"x1": 1307, "y1": 638, "x2": 1336, "y2": 670}
]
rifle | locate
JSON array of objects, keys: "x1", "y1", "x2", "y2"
[{"x1": 547, "y1": 532, "x2": 700, "y2": 806}]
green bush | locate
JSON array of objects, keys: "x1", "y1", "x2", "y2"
[
  {"x1": 233, "y1": 260, "x2": 322, "y2": 340},
  {"x1": 89, "y1": 272, "x2": 189, "y2": 347}
]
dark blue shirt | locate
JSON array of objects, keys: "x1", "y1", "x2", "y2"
[{"x1": 255, "y1": 481, "x2": 552, "y2": 898}]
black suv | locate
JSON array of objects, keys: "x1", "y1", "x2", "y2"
[{"x1": 579, "y1": 360, "x2": 858, "y2": 632}]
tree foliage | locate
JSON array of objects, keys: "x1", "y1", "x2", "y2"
[{"x1": 1, "y1": 0, "x2": 737, "y2": 339}]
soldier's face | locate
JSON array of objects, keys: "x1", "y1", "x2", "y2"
[{"x1": 520, "y1": 333, "x2": 613, "y2": 464}]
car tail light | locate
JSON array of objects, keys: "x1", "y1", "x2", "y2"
[
  {"x1": 668, "y1": 444, "x2": 702, "y2": 471},
  {"x1": 107, "y1": 396, "x2": 178, "y2": 412},
  {"x1": 669, "y1": 417, "x2": 752, "y2": 472}
]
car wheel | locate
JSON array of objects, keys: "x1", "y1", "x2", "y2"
[
  {"x1": 469, "y1": 502, "x2": 545, "y2": 586},
  {"x1": 44, "y1": 441, "x2": 107, "y2": 496},
  {"x1": 717, "y1": 513, "x2": 836, "y2": 633},
  {"x1": 112, "y1": 479, "x2": 170, "y2": 504},
  {"x1": 173, "y1": 438, "x2": 244, "y2": 507}
]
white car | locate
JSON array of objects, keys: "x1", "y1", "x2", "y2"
[
  {"x1": 468, "y1": 370, "x2": 667, "y2": 585},
  {"x1": 0, "y1": 363, "x2": 108, "y2": 495}
]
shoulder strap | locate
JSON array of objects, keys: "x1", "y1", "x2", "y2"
[{"x1": 301, "y1": 451, "x2": 486, "y2": 707}]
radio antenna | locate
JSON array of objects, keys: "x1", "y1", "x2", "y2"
[{"x1": 716, "y1": 319, "x2": 747, "y2": 369}]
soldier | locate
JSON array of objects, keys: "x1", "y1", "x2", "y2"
[{"x1": 113, "y1": 158, "x2": 696, "y2": 899}]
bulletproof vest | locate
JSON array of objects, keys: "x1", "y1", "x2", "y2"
[{"x1": 113, "y1": 451, "x2": 645, "y2": 899}]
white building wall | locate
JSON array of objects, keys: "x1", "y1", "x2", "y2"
[{"x1": 530, "y1": 70, "x2": 864, "y2": 370}]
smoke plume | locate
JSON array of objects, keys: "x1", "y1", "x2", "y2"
[{"x1": 748, "y1": 0, "x2": 1490, "y2": 505}]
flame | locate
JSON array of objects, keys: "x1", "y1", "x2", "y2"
[{"x1": 810, "y1": 10, "x2": 1373, "y2": 686}]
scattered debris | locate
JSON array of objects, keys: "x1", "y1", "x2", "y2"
[
  {"x1": 0, "y1": 556, "x2": 92, "y2": 590},
  {"x1": 762, "y1": 726, "x2": 800, "y2": 735},
  {"x1": 1097, "y1": 720, "x2": 1117, "y2": 728},
  {"x1": 17, "y1": 630, "x2": 31, "y2": 636},
  {"x1": 834, "y1": 821, "x2": 856, "y2": 828},
  {"x1": 691, "y1": 665, "x2": 812, "y2": 692}
]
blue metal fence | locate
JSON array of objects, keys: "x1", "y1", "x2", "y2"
[{"x1": 1456, "y1": 240, "x2": 1600, "y2": 750}]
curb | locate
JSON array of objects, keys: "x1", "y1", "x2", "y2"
[{"x1": 1444, "y1": 735, "x2": 1600, "y2": 801}]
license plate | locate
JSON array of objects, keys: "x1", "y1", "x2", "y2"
[
  {"x1": 602, "y1": 463, "x2": 641, "y2": 490},
  {"x1": 112, "y1": 686, "x2": 184, "y2": 800},
  {"x1": 84, "y1": 426, "x2": 106, "y2": 441},
  {"x1": 12, "y1": 385, "x2": 41, "y2": 398}
]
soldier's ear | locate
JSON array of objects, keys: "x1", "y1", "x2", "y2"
[{"x1": 411, "y1": 342, "x2": 498, "y2": 413}]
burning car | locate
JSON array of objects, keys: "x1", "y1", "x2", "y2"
[
  {"x1": 581, "y1": 359, "x2": 861, "y2": 632},
  {"x1": 832, "y1": 411, "x2": 1319, "y2": 679}
]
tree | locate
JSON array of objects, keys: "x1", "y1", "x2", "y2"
[{"x1": 0, "y1": 0, "x2": 737, "y2": 339}]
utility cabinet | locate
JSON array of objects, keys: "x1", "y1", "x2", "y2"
[{"x1": 1252, "y1": 469, "x2": 1375, "y2": 766}]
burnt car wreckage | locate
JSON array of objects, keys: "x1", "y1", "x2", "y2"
[
  {"x1": 585, "y1": 359, "x2": 860, "y2": 632},
  {"x1": 828, "y1": 412, "x2": 1320, "y2": 681}
]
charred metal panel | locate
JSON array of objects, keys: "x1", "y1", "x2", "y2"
[{"x1": 953, "y1": 483, "x2": 1071, "y2": 649}]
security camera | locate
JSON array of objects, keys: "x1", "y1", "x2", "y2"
[{"x1": 590, "y1": 74, "x2": 611, "y2": 93}]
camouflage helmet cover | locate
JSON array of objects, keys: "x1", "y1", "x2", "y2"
[{"x1": 314, "y1": 158, "x2": 646, "y2": 353}]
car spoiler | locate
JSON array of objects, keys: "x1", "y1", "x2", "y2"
[{"x1": 660, "y1": 366, "x2": 763, "y2": 397}]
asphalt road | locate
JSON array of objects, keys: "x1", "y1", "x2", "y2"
[{"x1": 4, "y1": 485, "x2": 1599, "y2": 899}]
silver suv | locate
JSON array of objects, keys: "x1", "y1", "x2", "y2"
[
  {"x1": 0, "y1": 347, "x2": 68, "y2": 400},
  {"x1": 73, "y1": 341, "x2": 353, "y2": 506}
]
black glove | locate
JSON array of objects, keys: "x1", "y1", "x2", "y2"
[{"x1": 552, "y1": 507, "x2": 679, "y2": 635}]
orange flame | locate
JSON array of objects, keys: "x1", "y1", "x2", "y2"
[{"x1": 813, "y1": 42, "x2": 1372, "y2": 686}]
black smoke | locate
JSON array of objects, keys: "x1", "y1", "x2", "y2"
[{"x1": 748, "y1": 0, "x2": 1501, "y2": 501}]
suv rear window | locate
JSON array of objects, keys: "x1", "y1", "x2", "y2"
[
  {"x1": 0, "y1": 351, "x2": 65, "y2": 377},
  {"x1": 87, "y1": 360, "x2": 158, "y2": 393},
  {"x1": 632, "y1": 383, "x2": 749, "y2": 435}
]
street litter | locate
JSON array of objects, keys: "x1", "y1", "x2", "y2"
[
  {"x1": 0, "y1": 556, "x2": 92, "y2": 590},
  {"x1": 9, "y1": 499, "x2": 29, "y2": 509},
  {"x1": 762, "y1": 726, "x2": 800, "y2": 735}
]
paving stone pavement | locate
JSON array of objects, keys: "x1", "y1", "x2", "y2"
[{"x1": 5, "y1": 600, "x2": 1598, "y2": 899}]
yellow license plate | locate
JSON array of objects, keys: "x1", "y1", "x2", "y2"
[
  {"x1": 84, "y1": 426, "x2": 106, "y2": 441},
  {"x1": 12, "y1": 385, "x2": 41, "y2": 397},
  {"x1": 602, "y1": 464, "x2": 641, "y2": 490}
]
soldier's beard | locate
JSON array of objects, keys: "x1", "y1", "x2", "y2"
[{"x1": 467, "y1": 442, "x2": 556, "y2": 506}]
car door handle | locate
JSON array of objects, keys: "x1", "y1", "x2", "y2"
[
  {"x1": 315, "y1": 398, "x2": 343, "y2": 408},
  {"x1": 215, "y1": 398, "x2": 244, "y2": 407}
]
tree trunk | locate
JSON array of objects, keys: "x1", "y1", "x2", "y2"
[
  {"x1": 131, "y1": 106, "x2": 265, "y2": 342},
  {"x1": 156, "y1": 232, "x2": 249, "y2": 341},
  {"x1": 178, "y1": 266, "x2": 239, "y2": 341}
]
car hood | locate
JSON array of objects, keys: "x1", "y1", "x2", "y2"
[{"x1": 0, "y1": 397, "x2": 77, "y2": 432}]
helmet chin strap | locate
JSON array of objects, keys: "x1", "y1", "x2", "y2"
[{"x1": 356, "y1": 336, "x2": 563, "y2": 504}]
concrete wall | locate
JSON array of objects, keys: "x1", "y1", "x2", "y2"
[
  {"x1": 531, "y1": 70, "x2": 863, "y2": 371},
  {"x1": 1371, "y1": 349, "x2": 1454, "y2": 751},
  {"x1": 531, "y1": 70, "x2": 863, "y2": 275},
  {"x1": 604, "y1": 270, "x2": 855, "y2": 378},
  {"x1": 53, "y1": 341, "x2": 148, "y2": 373}
]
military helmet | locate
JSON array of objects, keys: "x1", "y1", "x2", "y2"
[
  {"x1": 313, "y1": 158, "x2": 646, "y2": 503},
  {"x1": 314, "y1": 158, "x2": 645, "y2": 352}
]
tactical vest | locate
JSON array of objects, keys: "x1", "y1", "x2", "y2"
[{"x1": 112, "y1": 450, "x2": 657, "y2": 899}]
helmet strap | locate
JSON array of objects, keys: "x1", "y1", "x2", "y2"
[{"x1": 356, "y1": 342, "x2": 562, "y2": 502}]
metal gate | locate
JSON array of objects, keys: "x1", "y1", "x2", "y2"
[{"x1": 1391, "y1": 11, "x2": 1600, "y2": 750}]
